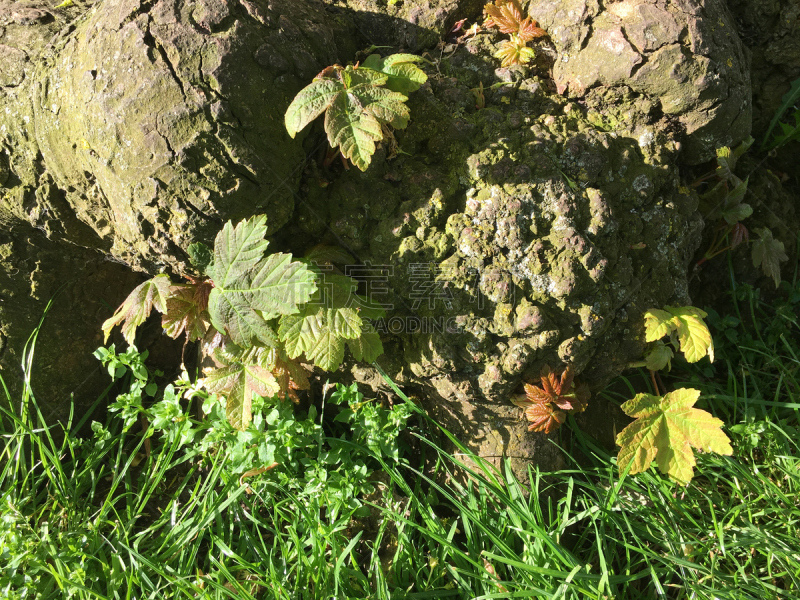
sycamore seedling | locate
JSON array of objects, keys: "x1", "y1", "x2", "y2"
[
  {"x1": 640, "y1": 305, "x2": 714, "y2": 371},
  {"x1": 102, "y1": 215, "x2": 384, "y2": 430},
  {"x1": 616, "y1": 306, "x2": 731, "y2": 483},
  {"x1": 284, "y1": 54, "x2": 427, "y2": 171},
  {"x1": 483, "y1": 0, "x2": 548, "y2": 67},
  {"x1": 512, "y1": 365, "x2": 589, "y2": 434},
  {"x1": 697, "y1": 138, "x2": 788, "y2": 288}
]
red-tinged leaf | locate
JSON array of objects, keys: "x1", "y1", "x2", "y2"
[
  {"x1": 516, "y1": 364, "x2": 590, "y2": 429},
  {"x1": 162, "y1": 282, "x2": 213, "y2": 341},
  {"x1": 102, "y1": 274, "x2": 172, "y2": 345},
  {"x1": 484, "y1": 0, "x2": 526, "y2": 34},
  {"x1": 523, "y1": 382, "x2": 552, "y2": 405},
  {"x1": 518, "y1": 19, "x2": 548, "y2": 42},
  {"x1": 616, "y1": 388, "x2": 733, "y2": 483},
  {"x1": 730, "y1": 223, "x2": 749, "y2": 249},
  {"x1": 558, "y1": 366, "x2": 575, "y2": 395},
  {"x1": 525, "y1": 403, "x2": 565, "y2": 434},
  {"x1": 202, "y1": 362, "x2": 280, "y2": 430}
]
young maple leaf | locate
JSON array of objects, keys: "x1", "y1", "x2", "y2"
[
  {"x1": 512, "y1": 365, "x2": 589, "y2": 433},
  {"x1": 523, "y1": 402, "x2": 565, "y2": 434},
  {"x1": 494, "y1": 37, "x2": 536, "y2": 67},
  {"x1": 616, "y1": 388, "x2": 732, "y2": 483},
  {"x1": 484, "y1": 0, "x2": 526, "y2": 33},
  {"x1": 102, "y1": 274, "x2": 171, "y2": 345},
  {"x1": 751, "y1": 227, "x2": 788, "y2": 288},
  {"x1": 201, "y1": 347, "x2": 281, "y2": 430},
  {"x1": 484, "y1": 0, "x2": 547, "y2": 42},
  {"x1": 643, "y1": 306, "x2": 714, "y2": 364},
  {"x1": 162, "y1": 280, "x2": 213, "y2": 341}
]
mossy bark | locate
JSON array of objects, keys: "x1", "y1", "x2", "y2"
[{"x1": 0, "y1": 0, "x2": 768, "y2": 480}]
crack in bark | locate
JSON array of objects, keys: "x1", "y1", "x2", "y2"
[{"x1": 142, "y1": 19, "x2": 189, "y2": 103}]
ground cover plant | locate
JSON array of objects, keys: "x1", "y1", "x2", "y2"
[{"x1": 1, "y1": 265, "x2": 799, "y2": 598}]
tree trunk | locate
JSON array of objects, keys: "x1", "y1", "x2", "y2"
[{"x1": 0, "y1": 0, "x2": 760, "y2": 480}]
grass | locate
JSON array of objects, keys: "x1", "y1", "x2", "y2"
[{"x1": 1, "y1": 277, "x2": 799, "y2": 599}]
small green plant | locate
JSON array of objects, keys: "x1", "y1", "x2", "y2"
[
  {"x1": 617, "y1": 306, "x2": 732, "y2": 483},
  {"x1": 696, "y1": 138, "x2": 788, "y2": 287},
  {"x1": 102, "y1": 215, "x2": 384, "y2": 429},
  {"x1": 483, "y1": 0, "x2": 548, "y2": 67},
  {"x1": 284, "y1": 54, "x2": 427, "y2": 171},
  {"x1": 761, "y1": 76, "x2": 800, "y2": 151},
  {"x1": 511, "y1": 365, "x2": 589, "y2": 434}
]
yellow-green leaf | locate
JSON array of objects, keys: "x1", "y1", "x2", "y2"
[
  {"x1": 616, "y1": 388, "x2": 732, "y2": 483},
  {"x1": 667, "y1": 306, "x2": 714, "y2": 363},
  {"x1": 643, "y1": 308, "x2": 674, "y2": 342}
]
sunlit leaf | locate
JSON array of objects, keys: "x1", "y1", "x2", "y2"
[
  {"x1": 524, "y1": 403, "x2": 565, "y2": 434},
  {"x1": 644, "y1": 306, "x2": 714, "y2": 364},
  {"x1": 102, "y1": 274, "x2": 171, "y2": 345},
  {"x1": 207, "y1": 216, "x2": 317, "y2": 347},
  {"x1": 162, "y1": 282, "x2": 213, "y2": 341},
  {"x1": 616, "y1": 388, "x2": 733, "y2": 483},
  {"x1": 668, "y1": 306, "x2": 714, "y2": 364},
  {"x1": 361, "y1": 53, "x2": 428, "y2": 94},
  {"x1": 284, "y1": 78, "x2": 343, "y2": 138},
  {"x1": 643, "y1": 308, "x2": 675, "y2": 342},
  {"x1": 512, "y1": 364, "x2": 589, "y2": 433},
  {"x1": 201, "y1": 349, "x2": 281, "y2": 430},
  {"x1": 494, "y1": 37, "x2": 536, "y2": 67}
]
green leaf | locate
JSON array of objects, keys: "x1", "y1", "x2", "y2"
[
  {"x1": 616, "y1": 388, "x2": 733, "y2": 483},
  {"x1": 358, "y1": 84, "x2": 411, "y2": 129},
  {"x1": 102, "y1": 275, "x2": 172, "y2": 345},
  {"x1": 643, "y1": 308, "x2": 675, "y2": 342},
  {"x1": 284, "y1": 78, "x2": 343, "y2": 138},
  {"x1": 325, "y1": 91, "x2": 384, "y2": 172},
  {"x1": 666, "y1": 306, "x2": 714, "y2": 363},
  {"x1": 762, "y1": 77, "x2": 800, "y2": 150},
  {"x1": 202, "y1": 361, "x2": 280, "y2": 430},
  {"x1": 278, "y1": 309, "x2": 322, "y2": 359},
  {"x1": 644, "y1": 306, "x2": 714, "y2": 363},
  {"x1": 751, "y1": 228, "x2": 788, "y2": 288},
  {"x1": 732, "y1": 136, "x2": 754, "y2": 160},
  {"x1": 347, "y1": 330, "x2": 383, "y2": 363},
  {"x1": 277, "y1": 271, "x2": 380, "y2": 371},
  {"x1": 362, "y1": 53, "x2": 428, "y2": 94},
  {"x1": 305, "y1": 326, "x2": 346, "y2": 372},
  {"x1": 188, "y1": 242, "x2": 213, "y2": 274},
  {"x1": 330, "y1": 307, "x2": 362, "y2": 339},
  {"x1": 714, "y1": 146, "x2": 735, "y2": 182},
  {"x1": 721, "y1": 202, "x2": 752, "y2": 225},
  {"x1": 207, "y1": 216, "x2": 317, "y2": 347},
  {"x1": 304, "y1": 244, "x2": 354, "y2": 266},
  {"x1": 645, "y1": 341, "x2": 674, "y2": 372},
  {"x1": 770, "y1": 111, "x2": 800, "y2": 148},
  {"x1": 725, "y1": 175, "x2": 748, "y2": 205}
]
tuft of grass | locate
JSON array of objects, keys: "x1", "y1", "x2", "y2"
[{"x1": 2, "y1": 277, "x2": 799, "y2": 599}]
